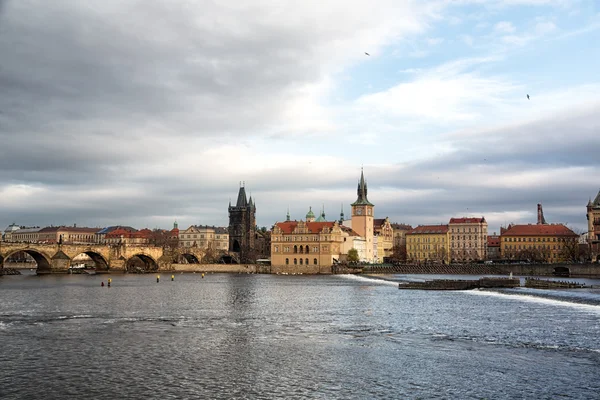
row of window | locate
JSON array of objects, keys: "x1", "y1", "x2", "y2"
[
  {"x1": 285, "y1": 258, "x2": 318, "y2": 265},
  {"x1": 278, "y1": 236, "x2": 330, "y2": 242},
  {"x1": 450, "y1": 227, "x2": 482, "y2": 233},
  {"x1": 407, "y1": 237, "x2": 446, "y2": 243},
  {"x1": 274, "y1": 245, "x2": 327, "y2": 253},
  {"x1": 451, "y1": 235, "x2": 486, "y2": 241},
  {"x1": 504, "y1": 237, "x2": 560, "y2": 242},
  {"x1": 504, "y1": 244, "x2": 560, "y2": 250},
  {"x1": 181, "y1": 234, "x2": 226, "y2": 239}
]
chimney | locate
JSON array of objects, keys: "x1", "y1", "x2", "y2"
[{"x1": 537, "y1": 204, "x2": 547, "y2": 225}]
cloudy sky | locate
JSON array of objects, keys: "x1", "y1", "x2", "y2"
[{"x1": 1, "y1": 0, "x2": 599, "y2": 234}]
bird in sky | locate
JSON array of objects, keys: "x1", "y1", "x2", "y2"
[
  {"x1": 527, "y1": 94, "x2": 530, "y2": 100},
  {"x1": 365, "y1": 52, "x2": 370, "y2": 56}
]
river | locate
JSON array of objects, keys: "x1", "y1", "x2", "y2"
[{"x1": 1, "y1": 272, "x2": 599, "y2": 399}]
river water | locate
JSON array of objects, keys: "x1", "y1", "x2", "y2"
[{"x1": 1, "y1": 272, "x2": 599, "y2": 399}]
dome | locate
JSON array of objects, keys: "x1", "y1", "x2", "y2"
[{"x1": 306, "y1": 207, "x2": 315, "y2": 219}]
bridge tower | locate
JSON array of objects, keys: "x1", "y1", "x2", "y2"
[{"x1": 228, "y1": 182, "x2": 256, "y2": 262}]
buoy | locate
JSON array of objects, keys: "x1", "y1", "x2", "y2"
[
  {"x1": 157, "y1": 275, "x2": 160, "y2": 283},
  {"x1": 201, "y1": 273, "x2": 204, "y2": 279},
  {"x1": 101, "y1": 281, "x2": 104, "y2": 287},
  {"x1": 171, "y1": 274, "x2": 174, "y2": 281}
]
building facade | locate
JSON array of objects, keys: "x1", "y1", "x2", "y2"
[
  {"x1": 228, "y1": 184, "x2": 256, "y2": 262},
  {"x1": 179, "y1": 225, "x2": 229, "y2": 251},
  {"x1": 487, "y1": 234, "x2": 500, "y2": 260},
  {"x1": 448, "y1": 217, "x2": 488, "y2": 262},
  {"x1": 35, "y1": 226, "x2": 101, "y2": 244},
  {"x1": 406, "y1": 225, "x2": 450, "y2": 263},
  {"x1": 374, "y1": 217, "x2": 394, "y2": 260},
  {"x1": 271, "y1": 220, "x2": 346, "y2": 268},
  {"x1": 104, "y1": 228, "x2": 153, "y2": 245},
  {"x1": 587, "y1": 190, "x2": 600, "y2": 262},
  {"x1": 500, "y1": 224, "x2": 579, "y2": 263},
  {"x1": 2, "y1": 223, "x2": 21, "y2": 242},
  {"x1": 11, "y1": 227, "x2": 42, "y2": 243}
]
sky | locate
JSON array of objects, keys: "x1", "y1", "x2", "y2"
[{"x1": 0, "y1": 0, "x2": 599, "y2": 235}]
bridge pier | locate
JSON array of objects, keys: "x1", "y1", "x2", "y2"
[{"x1": 108, "y1": 258, "x2": 126, "y2": 273}]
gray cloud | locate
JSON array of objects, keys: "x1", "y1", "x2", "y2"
[{"x1": 0, "y1": 0, "x2": 598, "y2": 237}]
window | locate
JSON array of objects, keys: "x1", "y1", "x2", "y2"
[
  {"x1": 300, "y1": 258, "x2": 303, "y2": 265},
  {"x1": 314, "y1": 258, "x2": 318, "y2": 265},
  {"x1": 286, "y1": 258, "x2": 289, "y2": 265},
  {"x1": 294, "y1": 245, "x2": 298, "y2": 253},
  {"x1": 294, "y1": 258, "x2": 297, "y2": 265},
  {"x1": 306, "y1": 258, "x2": 309, "y2": 265}
]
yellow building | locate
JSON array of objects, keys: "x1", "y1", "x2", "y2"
[
  {"x1": 179, "y1": 225, "x2": 229, "y2": 251},
  {"x1": 374, "y1": 217, "x2": 394, "y2": 259},
  {"x1": 271, "y1": 220, "x2": 346, "y2": 269},
  {"x1": 448, "y1": 217, "x2": 488, "y2": 262},
  {"x1": 406, "y1": 225, "x2": 450, "y2": 263},
  {"x1": 500, "y1": 224, "x2": 578, "y2": 263}
]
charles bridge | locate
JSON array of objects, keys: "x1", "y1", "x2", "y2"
[{"x1": 0, "y1": 242, "x2": 207, "y2": 274}]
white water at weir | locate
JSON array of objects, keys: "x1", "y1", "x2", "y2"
[
  {"x1": 465, "y1": 288, "x2": 600, "y2": 314},
  {"x1": 339, "y1": 274, "x2": 399, "y2": 287}
]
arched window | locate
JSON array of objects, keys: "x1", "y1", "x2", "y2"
[
  {"x1": 294, "y1": 258, "x2": 297, "y2": 265},
  {"x1": 305, "y1": 245, "x2": 309, "y2": 253},
  {"x1": 314, "y1": 258, "x2": 318, "y2": 265},
  {"x1": 305, "y1": 258, "x2": 308, "y2": 265},
  {"x1": 294, "y1": 245, "x2": 298, "y2": 253},
  {"x1": 299, "y1": 246, "x2": 304, "y2": 254},
  {"x1": 299, "y1": 258, "x2": 303, "y2": 265},
  {"x1": 285, "y1": 258, "x2": 289, "y2": 265}
]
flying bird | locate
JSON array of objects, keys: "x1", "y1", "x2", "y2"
[
  {"x1": 365, "y1": 52, "x2": 370, "y2": 56},
  {"x1": 527, "y1": 94, "x2": 530, "y2": 100}
]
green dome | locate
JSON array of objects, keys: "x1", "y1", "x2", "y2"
[{"x1": 306, "y1": 207, "x2": 315, "y2": 219}]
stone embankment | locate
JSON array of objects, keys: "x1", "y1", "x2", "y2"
[
  {"x1": 524, "y1": 277, "x2": 587, "y2": 289},
  {"x1": 0, "y1": 268, "x2": 22, "y2": 275},
  {"x1": 398, "y1": 277, "x2": 520, "y2": 290}
]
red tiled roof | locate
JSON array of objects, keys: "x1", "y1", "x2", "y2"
[
  {"x1": 407, "y1": 225, "x2": 449, "y2": 235},
  {"x1": 449, "y1": 217, "x2": 486, "y2": 224},
  {"x1": 275, "y1": 221, "x2": 335, "y2": 234},
  {"x1": 105, "y1": 228, "x2": 133, "y2": 238},
  {"x1": 501, "y1": 224, "x2": 577, "y2": 237},
  {"x1": 487, "y1": 236, "x2": 500, "y2": 247},
  {"x1": 373, "y1": 219, "x2": 385, "y2": 229}
]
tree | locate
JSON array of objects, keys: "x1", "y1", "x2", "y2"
[
  {"x1": 390, "y1": 245, "x2": 407, "y2": 263},
  {"x1": 560, "y1": 236, "x2": 584, "y2": 263},
  {"x1": 149, "y1": 229, "x2": 179, "y2": 250},
  {"x1": 347, "y1": 248, "x2": 360, "y2": 263}
]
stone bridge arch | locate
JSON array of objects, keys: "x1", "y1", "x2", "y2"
[
  {"x1": 126, "y1": 253, "x2": 159, "y2": 273},
  {"x1": 1, "y1": 248, "x2": 53, "y2": 273},
  {"x1": 69, "y1": 250, "x2": 109, "y2": 272},
  {"x1": 179, "y1": 253, "x2": 200, "y2": 264}
]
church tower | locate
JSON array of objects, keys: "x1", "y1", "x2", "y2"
[
  {"x1": 228, "y1": 183, "x2": 256, "y2": 262},
  {"x1": 351, "y1": 168, "x2": 374, "y2": 262}
]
